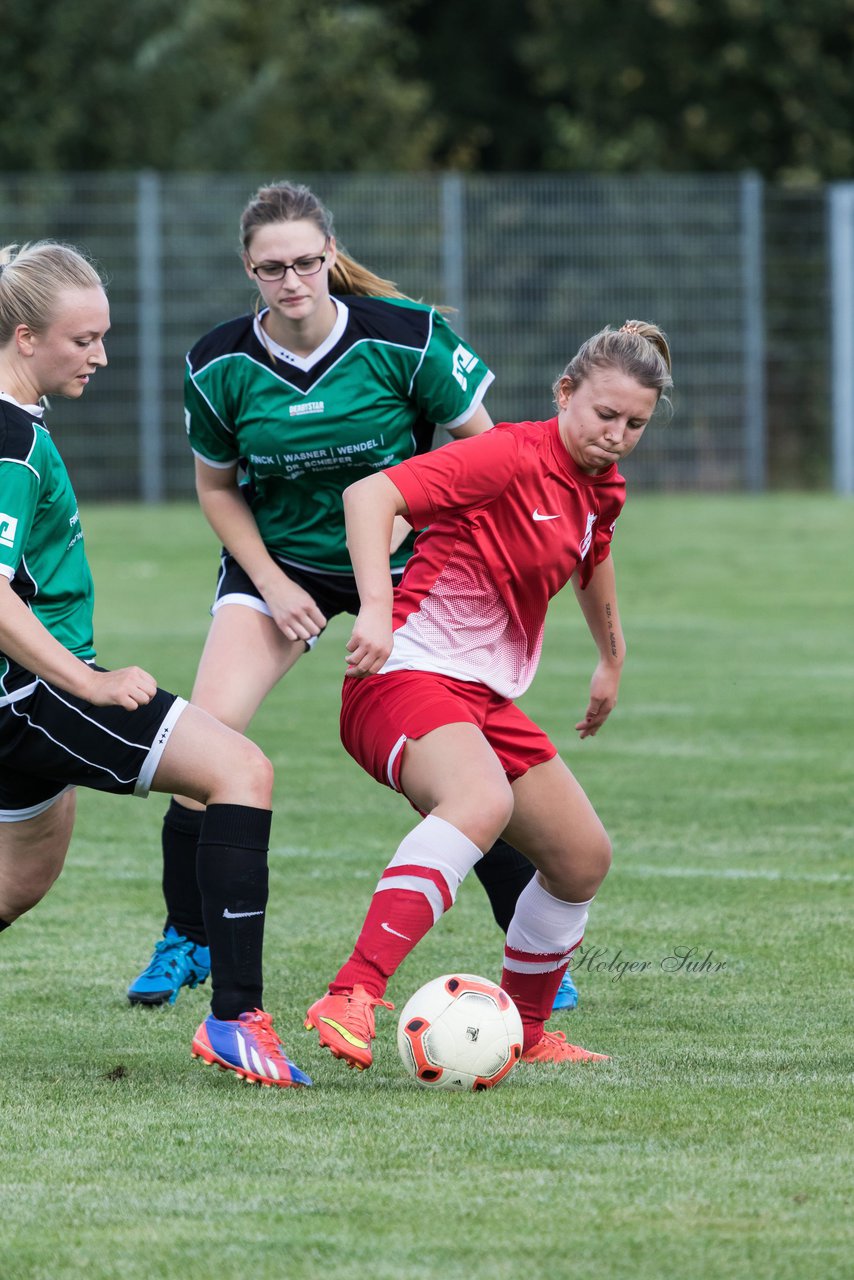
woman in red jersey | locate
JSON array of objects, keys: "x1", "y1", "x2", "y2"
[{"x1": 305, "y1": 321, "x2": 672, "y2": 1071}]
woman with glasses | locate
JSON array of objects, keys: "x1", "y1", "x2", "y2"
[{"x1": 127, "y1": 180, "x2": 572, "y2": 1011}]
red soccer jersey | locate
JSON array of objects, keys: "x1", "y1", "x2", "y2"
[{"x1": 381, "y1": 418, "x2": 626, "y2": 698}]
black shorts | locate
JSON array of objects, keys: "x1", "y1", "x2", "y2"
[
  {"x1": 212, "y1": 550, "x2": 404, "y2": 647},
  {"x1": 0, "y1": 671, "x2": 186, "y2": 821}
]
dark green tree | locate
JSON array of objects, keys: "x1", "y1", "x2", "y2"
[
  {"x1": 0, "y1": 0, "x2": 437, "y2": 171},
  {"x1": 3, "y1": 0, "x2": 854, "y2": 178},
  {"x1": 399, "y1": 0, "x2": 854, "y2": 181}
]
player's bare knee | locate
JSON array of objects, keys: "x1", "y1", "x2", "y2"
[
  {"x1": 246, "y1": 744, "x2": 274, "y2": 807},
  {"x1": 570, "y1": 831, "x2": 612, "y2": 899},
  {"x1": 592, "y1": 830, "x2": 613, "y2": 881},
  {"x1": 0, "y1": 867, "x2": 59, "y2": 919},
  {"x1": 458, "y1": 782, "x2": 514, "y2": 850},
  {"x1": 492, "y1": 785, "x2": 516, "y2": 836},
  {"x1": 544, "y1": 828, "x2": 612, "y2": 901},
  {"x1": 227, "y1": 739, "x2": 274, "y2": 807},
  {"x1": 195, "y1": 735, "x2": 273, "y2": 808}
]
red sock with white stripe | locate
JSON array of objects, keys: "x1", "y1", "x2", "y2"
[
  {"x1": 500, "y1": 877, "x2": 593, "y2": 1052},
  {"x1": 330, "y1": 815, "x2": 483, "y2": 998}
]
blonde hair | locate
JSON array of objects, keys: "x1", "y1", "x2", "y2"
[
  {"x1": 239, "y1": 181, "x2": 410, "y2": 301},
  {"x1": 0, "y1": 241, "x2": 104, "y2": 345},
  {"x1": 554, "y1": 321, "x2": 673, "y2": 410}
]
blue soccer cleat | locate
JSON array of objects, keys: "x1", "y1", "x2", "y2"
[
  {"x1": 192, "y1": 1010, "x2": 312, "y2": 1087},
  {"x1": 552, "y1": 969, "x2": 579, "y2": 1012},
  {"x1": 127, "y1": 926, "x2": 211, "y2": 1006}
]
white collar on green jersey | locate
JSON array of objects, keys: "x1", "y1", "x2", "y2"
[
  {"x1": 253, "y1": 298, "x2": 349, "y2": 373},
  {"x1": 0, "y1": 390, "x2": 44, "y2": 416}
]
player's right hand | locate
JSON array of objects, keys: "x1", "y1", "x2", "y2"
[
  {"x1": 344, "y1": 605, "x2": 393, "y2": 677},
  {"x1": 84, "y1": 665, "x2": 158, "y2": 710}
]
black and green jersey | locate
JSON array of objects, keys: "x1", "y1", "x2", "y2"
[
  {"x1": 0, "y1": 397, "x2": 95, "y2": 700},
  {"x1": 185, "y1": 294, "x2": 494, "y2": 574}
]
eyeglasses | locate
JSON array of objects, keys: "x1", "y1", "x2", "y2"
[{"x1": 248, "y1": 252, "x2": 328, "y2": 282}]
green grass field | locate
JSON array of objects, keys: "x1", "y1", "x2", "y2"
[{"x1": 2, "y1": 496, "x2": 852, "y2": 1280}]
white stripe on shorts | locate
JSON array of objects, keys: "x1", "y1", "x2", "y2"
[
  {"x1": 211, "y1": 593, "x2": 319, "y2": 649},
  {"x1": 134, "y1": 696, "x2": 188, "y2": 797},
  {"x1": 0, "y1": 679, "x2": 38, "y2": 708},
  {"x1": 0, "y1": 785, "x2": 74, "y2": 824},
  {"x1": 386, "y1": 734, "x2": 407, "y2": 790},
  {"x1": 212, "y1": 591, "x2": 272, "y2": 617}
]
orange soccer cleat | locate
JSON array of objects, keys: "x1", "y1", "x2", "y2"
[
  {"x1": 521, "y1": 1030, "x2": 610, "y2": 1064},
  {"x1": 305, "y1": 985, "x2": 394, "y2": 1071}
]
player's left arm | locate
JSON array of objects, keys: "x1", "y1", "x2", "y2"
[
  {"x1": 572, "y1": 551, "x2": 627, "y2": 738},
  {"x1": 447, "y1": 403, "x2": 494, "y2": 438}
]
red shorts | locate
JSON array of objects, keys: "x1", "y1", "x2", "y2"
[{"x1": 340, "y1": 670, "x2": 557, "y2": 793}]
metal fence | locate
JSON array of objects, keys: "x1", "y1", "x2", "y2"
[{"x1": 0, "y1": 171, "x2": 842, "y2": 498}]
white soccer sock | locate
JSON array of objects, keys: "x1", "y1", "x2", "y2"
[
  {"x1": 375, "y1": 814, "x2": 483, "y2": 923},
  {"x1": 505, "y1": 876, "x2": 592, "y2": 971}
]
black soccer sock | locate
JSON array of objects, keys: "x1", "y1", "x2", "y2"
[
  {"x1": 161, "y1": 799, "x2": 207, "y2": 945},
  {"x1": 473, "y1": 837, "x2": 537, "y2": 934},
  {"x1": 0, "y1": 918, "x2": 10, "y2": 932},
  {"x1": 196, "y1": 804, "x2": 271, "y2": 1021}
]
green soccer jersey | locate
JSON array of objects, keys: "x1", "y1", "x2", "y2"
[
  {"x1": 0, "y1": 398, "x2": 95, "y2": 698},
  {"x1": 184, "y1": 295, "x2": 494, "y2": 575}
]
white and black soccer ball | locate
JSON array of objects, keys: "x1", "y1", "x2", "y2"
[{"x1": 396, "y1": 973, "x2": 523, "y2": 1092}]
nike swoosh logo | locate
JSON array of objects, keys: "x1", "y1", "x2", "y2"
[
  {"x1": 319, "y1": 1017, "x2": 369, "y2": 1049},
  {"x1": 532, "y1": 508, "x2": 561, "y2": 521},
  {"x1": 222, "y1": 908, "x2": 265, "y2": 919},
  {"x1": 381, "y1": 921, "x2": 411, "y2": 940}
]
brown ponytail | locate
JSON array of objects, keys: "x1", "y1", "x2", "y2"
[{"x1": 240, "y1": 180, "x2": 413, "y2": 302}]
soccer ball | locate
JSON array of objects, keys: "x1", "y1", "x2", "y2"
[{"x1": 396, "y1": 973, "x2": 523, "y2": 1092}]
